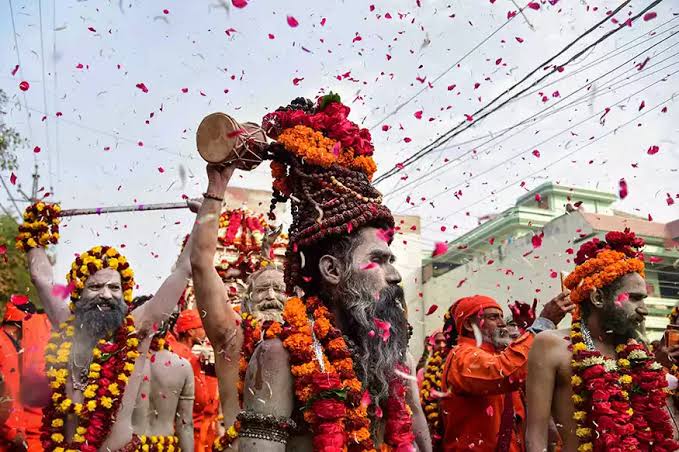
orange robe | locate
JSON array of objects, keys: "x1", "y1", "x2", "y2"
[
  {"x1": 0, "y1": 313, "x2": 50, "y2": 451},
  {"x1": 440, "y1": 334, "x2": 534, "y2": 452},
  {"x1": 166, "y1": 334, "x2": 220, "y2": 451}
]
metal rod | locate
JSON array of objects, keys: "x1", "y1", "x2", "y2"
[{"x1": 60, "y1": 202, "x2": 190, "y2": 217}]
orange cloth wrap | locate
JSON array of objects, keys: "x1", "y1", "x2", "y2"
[{"x1": 175, "y1": 309, "x2": 203, "y2": 334}]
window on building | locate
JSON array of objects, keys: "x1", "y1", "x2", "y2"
[{"x1": 658, "y1": 266, "x2": 679, "y2": 300}]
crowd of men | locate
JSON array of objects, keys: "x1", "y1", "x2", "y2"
[{"x1": 0, "y1": 94, "x2": 677, "y2": 451}]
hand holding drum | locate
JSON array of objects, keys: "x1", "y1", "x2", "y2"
[{"x1": 196, "y1": 113, "x2": 268, "y2": 170}]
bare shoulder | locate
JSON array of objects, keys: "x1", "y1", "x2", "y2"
[
  {"x1": 531, "y1": 329, "x2": 572, "y2": 362},
  {"x1": 248, "y1": 338, "x2": 291, "y2": 376}
]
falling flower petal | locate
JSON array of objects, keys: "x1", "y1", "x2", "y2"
[
  {"x1": 136, "y1": 82, "x2": 149, "y2": 93},
  {"x1": 532, "y1": 150, "x2": 540, "y2": 158},
  {"x1": 432, "y1": 242, "x2": 448, "y2": 257},
  {"x1": 646, "y1": 145, "x2": 659, "y2": 155},
  {"x1": 10, "y1": 173, "x2": 17, "y2": 185},
  {"x1": 619, "y1": 178, "x2": 628, "y2": 199},
  {"x1": 52, "y1": 282, "x2": 76, "y2": 300},
  {"x1": 19, "y1": 81, "x2": 29, "y2": 91},
  {"x1": 425, "y1": 305, "x2": 439, "y2": 316},
  {"x1": 286, "y1": 15, "x2": 299, "y2": 27},
  {"x1": 87, "y1": 26, "x2": 96, "y2": 32},
  {"x1": 527, "y1": 2, "x2": 540, "y2": 10},
  {"x1": 158, "y1": 167, "x2": 165, "y2": 173},
  {"x1": 11, "y1": 65, "x2": 19, "y2": 76},
  {"x1": 414, "y1": 110, "x2": 423, "y2": 119},
  {"x1": 232, "y1": 0, "x2": 248, "y2": 8},
  {"x1": 33, "y1": 146, "x2": 41, "y2": 153},
  {"x1": 515, "y1": 36, "x2": 524, "y2": 43},
  {"x1": 531, "y1": 233, "x2": 543, "y2": 249},
  {"x1": 292, "y1": 77, "x2": 304, "y2": 86},
  {"x1": 643, "y1": 11, "x2": 657, "y2": 21}
]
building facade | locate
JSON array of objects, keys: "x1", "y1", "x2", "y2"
[{"x1": 422, "y1": 182, "x2": 679, "y2": 341}]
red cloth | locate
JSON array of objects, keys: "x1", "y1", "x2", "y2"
[
  {"x1": 440, "y1": 334, "x2": 533, "y2": 452},
  {"x1": 2, "y1": 304, "x2": 26, "y2": 323},
  {"x1": 0, "y1": 312, "x2": 50, "y2": 451},
  {"x1": 175, "y1": 309, "x2": 202, "y2": 334},
  {"x1": 451, "y1": 295, "x2": 502, "y2": 334}
]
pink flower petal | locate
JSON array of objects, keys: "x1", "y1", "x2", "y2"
[
  {"x1": 532, "y1": 149, "x2": 540, "y2": 158},
  {"x1": 619, "y1": 178, "x2": 628, "y2": 199},
  {"x1": 11, "y1": 65, "x2": 19, "y2": 76},
  {"x1": 51, "y1": 282, "x2": 76, "y2": 300},
  {"x1": 643, "y1": 12, "x2": 657, "y2": 21},
  {"x1": 382, "y1": 125, "x2": 390, "y2": 131},
  {"x1": 432, "y1": 242, "x2": 448, "y2": 257},
  {"x1": 286, "y1": 15, "x2": 299, "y2": 27},
  {"x1": 158, "y1": 167, "x2": 165, "y2": 173},
  {"x1": 292, "y1": 77, "x2": 304, "y2": 86},
  {"x1": 19, "y1": 81, "x2": 29, "y2": 91},
  {"x1": 232, "y1": 0, "x2": 248, "y2": 8},
  {"x1": 531, "y1": 233, "x2": 543, "y2": 249},
  {"x1": 33, "y1": 146, "x2": 41, "y2": 153},
  {"x1": 9, "y1": 173, "x2": 17, "y2": 185},
  {"x1": 515, "y1": 36, "x2": 524, "y2": 43},
  {"x1": 646, "y1": 145, "x2": 659, "y2": 155},
  {"x1": 414, "y1": 110, "x2": 423, "y2": 119},
  {"x1": 373, "y1": 319, "x2": 391, "y2": 342},
  {"x1": 527, "y1": 2, "x2": 540, "y2": 10},
  {"x1": 0, "y1": 245, "x2": 6, "y2": 255},
  {"x1": 136, "y1": 82, "x2": 149, "y2": 93},
  {"x1": 87, "y1": 26, "x2": 96, "y2": 32},
  {"x1": 426, "y1": 305, "x2": 438, "y2": 316}
]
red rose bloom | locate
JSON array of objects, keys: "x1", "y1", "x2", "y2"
[
  {"x1": 312, "y1": 372, "x2": 342, "y2": 391},
  {"x1": 312, "y1": 421, "x2": 346, "y2": 451}
]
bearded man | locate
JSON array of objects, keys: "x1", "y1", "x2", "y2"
[
  {"x1": 17, "y1": 200, "x2": 198, "y2": 451},
  {"x1": 236, "y1": 94, "x2": 430, "y2": 451},
  {"x1": 526, "y1": 229, "x2": 679, "y2": 452}
]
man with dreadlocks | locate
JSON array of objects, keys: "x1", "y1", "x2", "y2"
[
  {"x1": 526, "y1": 229, "x2": 679, "y2": 452},
  {"x1": 237, "y1": 93, "x2": 430, "y2": 452},
  {"x1": 16, "y1": 200, "x2": 199, "y2": 451}
]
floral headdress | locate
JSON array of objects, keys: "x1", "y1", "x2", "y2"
[
  {"x1": 66, "y1": 246, "x2": 135, "y2": 306},
  {"x1": 564, "y1": 228, "x2": 645, "y2": 320},
  {"x1": 262, "y1": 93, "x2": 393, "y2": 292}
]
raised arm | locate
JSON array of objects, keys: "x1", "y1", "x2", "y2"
[
  {"x1": 27, "y1": 248, "x2": 69, "y2": 326},
  {"x1": 240, "y1": 338, "x2": 294, "y2": 452},
  {"x1": 189, "y1": 164, "x2": 241, "y2": 349},
  {"x1": 406, "y1": 354, "x2": 432, "y2": 452},
  {"x1": 525, "y1": 331, "x2": 559, "y2": 452},
  {"x1": 176, "y1": 363, "x2": 195, "y2": 452},
  {"x1": 132, "y1": 202, "x2": 198, "y2": 333}
]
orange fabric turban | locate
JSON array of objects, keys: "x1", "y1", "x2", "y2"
[
  {"x1": 451, "y1": 295, "x2": 502, "y2": 335},
  {"x1": 175, "y1": 309, "x2": 203, "y2": 334}
]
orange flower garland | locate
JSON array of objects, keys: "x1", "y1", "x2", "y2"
[
  {"x1": 280, "y1": 296, "x2": 415, "y2": 451},
  {"x1": 41, "y1": 315, "x2": 140, "y2": 452},
  {"x1": 276, "y1": 125, "x2": 377, "y2": 179}
]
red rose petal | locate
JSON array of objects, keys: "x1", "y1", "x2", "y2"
[
  {"x1": 10, "y1": 294, "x2": 29, "y2": 306},
  {"x1": 286, "y1": 15, "x2": 299, "y2": 27},
  {"x1": 136, "y1": 82, "x2": 149, "y2": 93},
  {"x1": 404, "y1": 137, "x2": 412, "y2": 143},
  {"x1": 158, "y1": 167, "x2": 165, "y2": 173},
  {"x1": 646, "y1": 145, "x2": 659, "y2": 155},
  {"x1": 87, "y1": 26, "x2": 96, "y2": 32},
  {"x1": 33, "y1": 146, "x2": 41, "y2": 153},
  {"x1": 19, "y1": 81, "x2": 29, "y2": 91},
  {"x1": 432, "y1": 242, "x2": 448, "y2": 257},
  {"x1": 9, "y1": 173, "x2": 17, "y2": 185},
  {"x1": 425, "y1": 305, "x2": 438, "y2": 316},
  {"x1": 232, "y1": 0, "x2": 248, "y2": 8},
  {"x1": 292, "y1": 77, "x2": 304, "y2": 86},
  {"x1": 381, "y1": 125, "x2": 390, "y2": 131},
  {"x1": 0, "y1": 245, "x2": 6, "y2": 255},
  {"x1": 532, "y1": 149, "x2": 540, "y2": 158},
  {"x1": 527, "y1": 2, "x2": 540, "y2": 10},
  {"x1": 618, "y1": 178, "x2": 628, "y2": 199},
  {"x1": 11, "y1": 65, "x2": 19, "y2": 76},
  {"x1": 414, "y1": 110, "x2": 423, "y2": 119},
  {"x1": 643, "y1": 12, "x2": 657, "y2": 21}
]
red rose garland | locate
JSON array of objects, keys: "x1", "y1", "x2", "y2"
[
  {"x1": 570, "y1": 320, "x2": 679, "y2": 451},
  {"x1": 42, "y1": 315, "x2": 140, "y2": 452}
]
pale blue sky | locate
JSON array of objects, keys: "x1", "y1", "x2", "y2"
[{"x1": 1, "y1": 0, "x2": 677, "y2": 293}]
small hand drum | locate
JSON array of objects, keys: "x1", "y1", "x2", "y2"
[{"x1": 196, "y1": 113, "x2": 268, "y2": 171}]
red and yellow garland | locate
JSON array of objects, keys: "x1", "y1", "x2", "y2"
[
  {"x1": 15, "y1": 201, "x2": 61, "y2": 251},
  {"x1": 42, "y1": 315, "x2": 140, "y2": 452},
  {"x1": 570, "y1": 321, "x2": 678, "y2": 451},
  {"x1": 419, "y1": 347, "x2": 446, "y2": 449},
  {"x1": 279, "y1": 296, "x2": 415, "y2": 451}
]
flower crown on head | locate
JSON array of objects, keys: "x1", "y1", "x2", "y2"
[
  {"x1": 66, "y1": 245, "x2": 135, "y2": 306},
  {"x1": 564, "y1": 229, "x2": 645, "y2": 312},
  {"x1": 262, "y1": 92, "x2": 377, "y2": 185}
]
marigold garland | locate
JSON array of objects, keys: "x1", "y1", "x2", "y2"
[
  {"x1": 279, "y1": 296, "x2": 415, "y2": 451},
  {"x1": 41, "y1": 315, "x2": 140, "y2": 452},
  {"x1": 66, "y1": 245, "x2": 135, "y2": 306},
  {"x1": 137, "y1": 434, "x2": 179, "y2": 452},
  {"x1": 419, "y1": 347, "x2": 447, "y2": 449},
  {"x1": 15, "y1": 201, "x2": 61, "y2": 251}
]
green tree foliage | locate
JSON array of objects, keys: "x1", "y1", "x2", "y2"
[{"x1": 0, "y1": 89, "x2": 22, "y2": 171}]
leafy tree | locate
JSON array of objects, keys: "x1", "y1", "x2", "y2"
[{"x1": 0, "y1": 89, "x2": 35, "y2": 311}]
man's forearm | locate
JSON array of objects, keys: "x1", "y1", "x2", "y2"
[{"x1": 27, "y1": 248, "x2": 69, "y2": 326}]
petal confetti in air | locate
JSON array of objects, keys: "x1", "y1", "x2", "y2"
[
  {"x1": 9, "y1": 173, "x2": 17, "y2": 185},
  {"x1": 531, "y1": 233, "x2": 543, "y2": 249},
  {"x1": 646, "y1": 145, "x2": 659, "y2": 155},
  {"x1": 232, "y1": 0, "x2": 248, "y2": 8},
  {"x1": 33, "y1": 146, "x2": 41, "y2": 153},
  {"x1": 287, "y1": 15, "x2": 299, "y2": 27},
  {"x1": 11, "y1": 65, "x2": 19, "y2": 76},
  {"x1": 532, "y1": 149, "x2": 540, "y2": 158},
  {"x1": 52, "y1": 282, "x2": 76, "y2": 300},
  {"x1": 619, "y1": 178, "x2": 628, "y2": 199},
  {"x1": 643, "y1": 11, "x2": 657, "y2": 21},
  {"x1": 425, "y1": 305, "x2": 439, "y2": 316},
  {"x1": 432, "y1": 242, "x2": 448, "y2": 257},
  {"x1": 136, "y1": 83, "x2": 149, "y2": 93},
  {"x1": 19, "y1": 81, "x2": 30, "y2": 91}
]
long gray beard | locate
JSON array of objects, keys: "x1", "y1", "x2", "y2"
[
  {"x1": 73, "y1": 296, "x2": 127, "y2": 346},
  {"x1": 334, "y1": 281, "x2": 409, "y2": 407}
]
